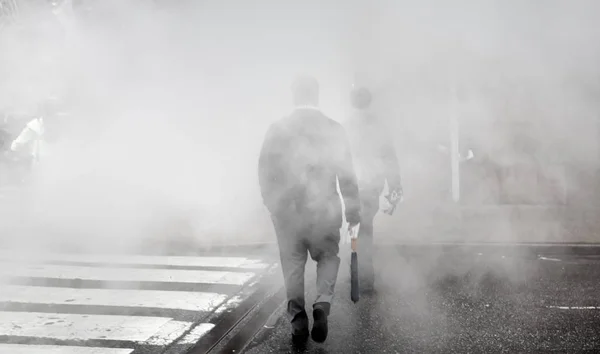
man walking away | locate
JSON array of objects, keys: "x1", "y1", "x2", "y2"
[
  {"x1": 258, "y1": 75, "x2": 361, "y2": 344},
  {"x1": 344, "y1": 86, "x2": 403, "y2": 293}
]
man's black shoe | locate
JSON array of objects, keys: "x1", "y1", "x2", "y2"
[
  {"x1": 291, "y1": 311, "x2": 309, "y2": 343},
  {"x1": 311, "y1": 307, "x2": 328, "y2": 343}
]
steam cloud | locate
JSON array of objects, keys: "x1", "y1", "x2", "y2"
[{"x1": 1, "y1": 0, "x2": 599, "y2": 255}]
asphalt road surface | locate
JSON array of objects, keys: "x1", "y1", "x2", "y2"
[{"x1": 245, "y1": 245, "x2": 600, "y2": 353}]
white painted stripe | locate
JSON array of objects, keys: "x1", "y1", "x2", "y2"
[
  {"x1": 0, "y1": 344, "x2": 133, "y2": 354},
  {"x1": 0, "y1": 252, "x2": 268, "y2": 269},
  {"x1": 547, "y1": 306, "x2": 600, "y2": 310},
  {"x1": 238, "y1": 262, "x2": 271, "y2": 270},
  {"x1": 179, "y1": 323, "x2": 215, "y2": 344},
  {"x1": 143, "y1": 320, "x2": 192, "y2": 345},
  {"x1": 0, "y1": 311, "x2": 171, "y2": 341},
  {"x1": 0, "y1": 263, "x2": 256, "y2": 285},
  {"x1": 0, "y1": 285, "x2": 228, "y2": 312},
  {"x1": 539, "y1": 256, "x2": 562, "y2": 262},
  {"x1": 212, "y1": 294, "x2": 245, "y2": 315}
]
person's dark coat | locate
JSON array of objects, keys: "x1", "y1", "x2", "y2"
[
  {"x1": 344, "y1": 111, "x2": 402, "y2": 195},
  {"x1": 258, "y1": 107, "x2": 361, "y2": 228}
]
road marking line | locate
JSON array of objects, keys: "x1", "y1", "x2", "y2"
[
  {"x1": 143, "y1": 320, "x2": 193, "y2": 345},
  {"x1": 0, "y1": 252, "x2": 267, "y2": 269},
  {"x1": 538, "y1": 256, "x2": 562, "y2": 262},
  {"x1": 0, "y1": 263, "x2": 256, "y2": 285},
  {"x1": 0, "y1": 344, "x2": 134, "y2": 354},
  {"x1": 179, "y1": 323, "x2": 215, "y2": 344},
  {"x1": 0, "y1": 311, "x2": 172, "y2": 342},
  {"x1": 212, "y1": 294, "x2": 245, "y2": 315},
  {"x1": 547, "y1": 306, "x2": 600, "y2": 310},
  {"x1": 0, "y1": 285, "x2": 228, "y2": 312}
]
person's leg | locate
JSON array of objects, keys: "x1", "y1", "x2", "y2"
[
  {"x1": 358, "y1": 191, "x2": 379, "y2": 292},
  {"x1": 307, "y1": 227, "x2": 341, "y2": 342},
  {"x1": 357, "y1": 215, "x2": 375, "y2": 290},
  {"x1": 272, "y1": 216, "x2": 309, "y2": 339}
]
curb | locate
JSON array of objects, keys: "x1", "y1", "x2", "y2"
[
  {"x1": 183, "y1": 264, "x2": 284, "y2": 354},
  {"x1": 217, "y1": 284, "x2": 286, "y2": 353}
]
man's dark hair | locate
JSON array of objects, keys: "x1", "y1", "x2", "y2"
[
  {"x1": 291, "y1": 75, "x2": 319, "y2": 106},
  {"x1": 350, "y1": 86, "x2": 372, "y2": 110}
]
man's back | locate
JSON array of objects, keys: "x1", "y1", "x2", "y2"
[
  {"x1": 345, "y1": 112, "x2": 392, "y2": 187},
  {"x1": 259, "y1": 107, "x2": 359, "y2": 227},
  {"x1": 260, "y1": 76, "x2": 361, "y2": 344}
]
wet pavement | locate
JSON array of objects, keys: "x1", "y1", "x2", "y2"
[{"x1": 244, "y1": 246, "x2": 600, "y2": 353}]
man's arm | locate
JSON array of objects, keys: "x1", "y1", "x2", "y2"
[
  {"x1": 336, "y1": 126, "x2": 361, "y2": 225},
  {"x1": 380, "y1": 129, "x2": 402, "y2": 194},
  {"x1": 258, "y1": 123, "x2": 284, "y2": 214},
  {"x1": 10, "y1": 123, "x2": 38, "y2": 153}
]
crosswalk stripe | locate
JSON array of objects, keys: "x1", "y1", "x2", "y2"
[
  {"x1": 143, "y1": 320, "x2": 192, "y2": 346},
  {"x1": 179, "y1": 323, "x2": 215, "y2": 345},
  {"x1": 0, "y1": 285, "x2": 228, "y2": 312},
  {"x1": 0, "y1": 252, "x2": 274, "y2": 352},
  {"x1": 0, "y1": 263, "x2": 256, "y2": 285},
  {"x1": 0, "y1": 344, "x2": 134, "y2": 354},
  {"x1": 0, "y1": 252, "x2": 268, "y2": 269},
  {"x1": 0, "y1": 311, "x2": 173, "y2": 341}
]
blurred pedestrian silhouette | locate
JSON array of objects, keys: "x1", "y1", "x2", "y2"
[
  {"x1": 258, "y1": 75, "x2": 361, "y2": 344},
  {"x1": 344, "y1": 86, "x2": 403, "y2": 293}
]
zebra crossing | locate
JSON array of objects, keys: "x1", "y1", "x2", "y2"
[{"x1": 0, "y1": 250, "x2": 276, "y2": 354}]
